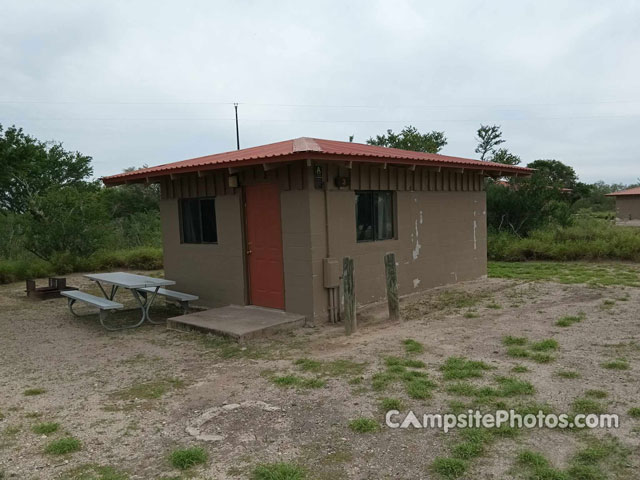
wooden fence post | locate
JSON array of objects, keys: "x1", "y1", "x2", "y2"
[
  {"x1": 384, "y1": 252, "x2": 400, "y2": 321},
  {"x1": 342, "y1": 256, "x2": 356, "y2": 335}
]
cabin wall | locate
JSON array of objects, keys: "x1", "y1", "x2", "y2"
[{"x1": 615, "y1": 196, "x2": 640, "y2": 221}]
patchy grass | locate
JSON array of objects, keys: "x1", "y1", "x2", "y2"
[
  {"x1": 431, "y1": 457, "x2": 468, "y2": 479},
  {"x1": 571, "y1": 397, "x2": 606, "y2": 415},
  {"x1": 271, "y1": 375, "x2": 325, "y2": 389},
  {"x1": 45, "y1": 436, "x2": 81, "y2": 455},
  {"x1": 293, "y1": 358, "x2": 367, "y2": 377},
  {"x1": 601, "y1": 358, "x2": 630, "y2": 370},
  {"x1": 506, "y1": 346, "x2": 530, "y2": 358},
  {"x1": 495, "y1": 377, "x2": 535, "y2": 396},
  {"x1": 372, "y1": 357, "x2": 436, "y2": 399},
  {"x1": 348, "y1": 417, "x2": 380, "y2": 433},
  {"x1": 32, "y1": 422, "x2": 59, "y2": 435},
  {"x1": 530, "y1": 353, "x2": 554, "y2": 364},
  {"x1": 511, "y1": 365, "x2": 529, "y2": 373},
  {"x1": 503, "y1": 336, "x2": 527, "y2": 346},
  {"x1": 584, "y1": 389, "x2": 608, "y2": 399},
  {"x1": 463, "y1": 311, "x2": 479, "y2": 318},
  {"x1": 405, "y1": 378, "x2": 438, "y2": 399},
  {"x1": 555, "y1": 370, "x2": 581, "y2": 379},
  {"x1": 252, "y1": 462, "x2": 306, "y2": 480},
  {"x1": 486, "y1": 302, "x2": 502, "y2": 309},
  {"x1": 403, "y1": 339, "x2": 424, "y2": 354},
  {"x1": 384, "y1": 356, "x2": 426, "y2": 369},
  {"x1": 516, "y1": 436, "x2": 631, "y2": 480},
  {"x1": 555, "y1": 313, "x2": 585, "y2": 327},
  {"x1": 110, "y1": 378, "x2": 184, "y2": 401},
  {"x1": 169, "y1": 447, "x2": 208, "y2": 470},
  {"x1": 488, "y1": 261, "x2": 640, "y2": 287},
  {"x1": 23, "y1": 388, "x2": 46, "y2": 396},
  {"x1": 380, "y1": 397, "x2": 404, "y2": 411},
  {"x1": 627, "y1": 407, "x2": 640, "y2": 418},
  {"x1": 440, "y1": 357, "x2": 493, "y2": 380},
  {"x1": 530, "y1": 339, "x2": 559, "y2": 352},
  {"x1": 61, "y1": 464, "x2": 130, "y2": 480}
]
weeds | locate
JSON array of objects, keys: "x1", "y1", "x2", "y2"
[
  {"x1": 110, "y1": 378, "x2": 184, "y2": 401},
  {"x1": 23, "y1": 388, "x2": 46, "y2": 396},
  {"x1": 503, "y1": 336, "x2": 527, "y2": 346},
  {"x1": 571, "y1": 397, "x2": 606, "y2": 415},
  {"x1": 271, "y1": 375, "x2": 325, "y2": 389},
  {"x1": 601, "y1": 358, "x2": 630, "y2": 370},
  {"x1": 380, "y1": 398, "x2": 404, "y2": 411},
  {"x1": 530, "y1": 339, "x2": 559, "y2": 352},
  {"x1": 627, "y1": 407, "x2": 640, "y2": 418},
  {"x1": 32, "y1": 422, "x2": 59, "y2": 435},
  {"x1": 555, "y1": 313, "x2": 584, "y2": 327},
  {"x1": 252, "y1": 462, "x2": 306, "y2": 480},
  {"x1": 440, "y1": 357, "x2": 493, "y2": 380},
  {"x1": 431, "y1": 457, "x2": 468, "y2": 479},
  {"x1": 348, "y1": 418, "x2": 379, "y2": 433},
  {"x1": 169, "y1": 447, "x2": 207, "y2": 470},
  {"x1": 555, "y1": 370, "x2": 581, "y2": 379},
  {"x1": 45, "y1": 437, "x2": 81, "y2": 455},
  {"x1": 294, "y1": 358, "x2": 366, "y2": 377},
  {"x1": 403, "y1": 339, "x2": 424, "y2": 354}
]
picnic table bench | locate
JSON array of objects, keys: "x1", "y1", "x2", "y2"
[{"x1": 59, "y1": 272, "x2": 197, "y2": 331}]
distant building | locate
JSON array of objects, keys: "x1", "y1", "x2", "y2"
[{"x1": 606, "y1": 187, "x2": 640, "y2": 224}]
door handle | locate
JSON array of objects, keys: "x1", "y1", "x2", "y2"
[{"x1": 246, "y1": 249, "x2": 252, "y2": 255}]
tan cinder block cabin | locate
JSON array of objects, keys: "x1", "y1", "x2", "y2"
[
  {"x1": 102, "y1": 138, "x2": 532, "y2": 323},
  {"x1": 606, "y1": 187, "x2": 640, "y2": 224}
]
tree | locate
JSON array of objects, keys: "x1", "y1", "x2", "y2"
[
  {"x1": 367, "y1": 126, "x2": 447, "y2": 153},
  {"x1": 490, "y1": 148, "x2": 521, "y2": 166},
  {"x1": 0, "y1": 124, "x2": 93, "y2": 214},
  {"x1": 526, "y1": 159, "x2": 578, "y2": 188},
  {"x1": 475, "y1": 125, "x2": 505, "y2": 161}
]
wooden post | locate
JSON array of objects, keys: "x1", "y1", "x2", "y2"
[
  {"x1": 342, "y1": 256, "x2": 356, "y2": 335},
  {"x1": 384, "y1": 252, "x2": 400, "y2": 321}
]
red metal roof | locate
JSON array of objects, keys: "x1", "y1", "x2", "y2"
[
  {"x1": 606, "y1": 186, "x2": 640, "y2": 197},
  {"x1": 102, "y1": 137, "x2": 533, "y2": 185}
]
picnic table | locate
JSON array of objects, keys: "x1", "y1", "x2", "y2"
[
  {"x1": 60, "y1": 272, "x2": 175, "y2": 330},
  {"x1": 85, "y1": 272, "x2": 175, "y2": 326}
]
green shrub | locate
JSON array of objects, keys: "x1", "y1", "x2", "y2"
[
  {"x1": 169, "y1": 447, "x2": 208, "y2": 470},
  {"x1": 488, "y1": 218, "x2": 640, "y2": 263}
]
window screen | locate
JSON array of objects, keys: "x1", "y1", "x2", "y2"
[
  {"x1": 180, "y1": 197, "x2": 218, "y2": 244},
  {"x1": 355, "y1": 191, "x2": 394, "y2": 242}
]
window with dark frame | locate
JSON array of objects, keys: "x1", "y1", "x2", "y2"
[
  {"x1": 180, "y1": 197, "x2": 218, "y2": 244},
  {"x1": 355, "y1": 191, "x2": 394, "y2": 242}
]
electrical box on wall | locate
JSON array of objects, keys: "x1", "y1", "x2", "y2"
[{"x1": 323, "y1": 257, "x2": 341, "y2": 288}]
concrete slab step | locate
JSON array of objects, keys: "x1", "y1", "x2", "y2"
[{"x1": 167, "y1": 304, "x2": 305, "y2": 341}]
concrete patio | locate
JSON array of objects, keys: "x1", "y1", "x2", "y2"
[{"x1": 166, "y1": 305, "x2": 305, "y2": 341}]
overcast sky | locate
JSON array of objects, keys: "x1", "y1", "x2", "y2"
[{"x1": 1, "y1": 0, "x2": 639, "y2": 183}]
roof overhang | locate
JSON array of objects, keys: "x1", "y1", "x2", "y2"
[{"x1": 102, "y1": 152, "x2": 532, "y2": 186}]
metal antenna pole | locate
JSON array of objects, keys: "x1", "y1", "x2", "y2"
[{"x1": 234, "y1": 103, "x2": 240, "y2": 150}]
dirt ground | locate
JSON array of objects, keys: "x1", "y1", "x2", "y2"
[{"x1": 1, "y1": 269, "x2": 639, "y2": 480}]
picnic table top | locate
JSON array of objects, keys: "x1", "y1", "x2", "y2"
[{"x1": 84, "y1": 272, "x2": 175, "y2": 289}]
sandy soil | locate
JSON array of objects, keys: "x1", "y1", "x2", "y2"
[{"x1": 0, "y1": 271, "x2": 639, "y2": 479}]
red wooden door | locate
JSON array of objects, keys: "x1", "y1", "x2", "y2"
[{"x1": 244, "y1": 183, "x2": 285, "y2": 309}]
